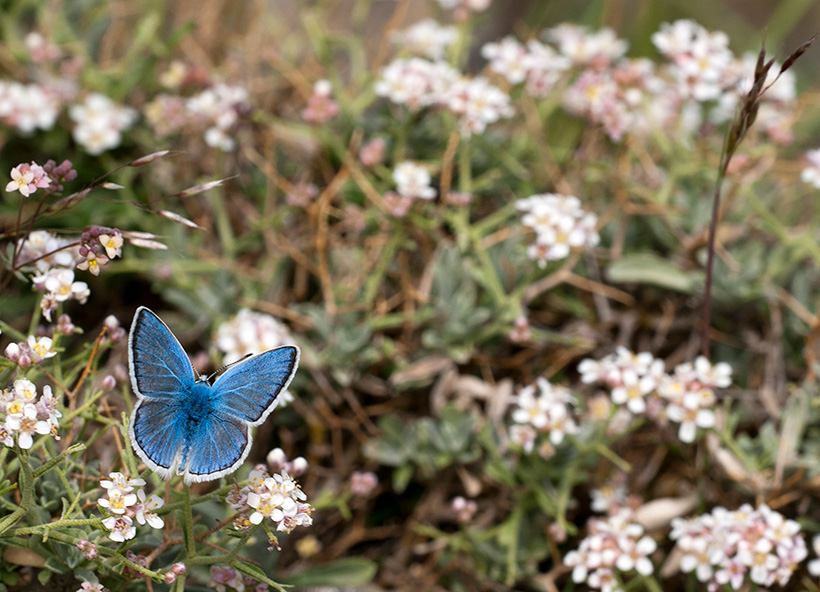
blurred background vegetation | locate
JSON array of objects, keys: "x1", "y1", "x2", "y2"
[{"x1": 3, "y1": 0, "x2": 820, "y2": 590}]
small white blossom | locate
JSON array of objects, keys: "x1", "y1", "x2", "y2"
[
  {"x1": 393, "y1": 161, "x2": 436, "y2": 200},
  {"x1": 101, "y1": 515, "x2": 136, "y2": 542},
  {"x1": 393, "y1": 19, "x2": 457, "y2": 60},
  {"x1": 69, "y1": 93, "x2": 137, "y2": 155},
  {"x1": 134, "y1": 490, "x2": 165, "y2": 529}
]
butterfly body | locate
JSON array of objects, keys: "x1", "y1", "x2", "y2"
[{"x1": 128, "y1": 307, "x2": 299, "y2": 484}]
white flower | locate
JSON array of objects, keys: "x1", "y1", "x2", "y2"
[
  {"x1": 26, "y1": 336, "x2": 56, "y2": 362},
  {"x1": 100, "y1": 472, "x2": 145, "y2": 492},
  {"x1": 393, "y1": 161, "x2": 436, "y2": 200},
  {"x1": 6, "y1": 403, "x2": 50, "y2": 449},
  {"x1": 6, "y1": 165, "x2": 34, "y2": 197},
  {"x1": 13, "y1": 379, "x2": 38, "y2": 402},
  {"x1": 801, "y1": 149, "x2": 820, "y2": 188},
  {"x1": 610, "y1": 371, "x2": 655, "y2": 414},
  {"x1": 247, "y1": 490, "x2": 284, "y2": 525},
  {"x1": 35, "y1": 268, "x2": 88, "y2": 303},
  {"x1": 518, "y1": 193, "x2": 599, "y2": 265},
  {"x1": 693, "y1": 356, "x2": 732, "y2": 388},
  {"x1": 135, "y1": 490, "x2": 165, "y2": 529},
  {"x1": 102, "y1": 515, "x2": 136, "y2": 542},
  {"x1": 481, "y1": 37, "x2": 528, "y2": 84},
  {"x1": 98, "y1": 487, "x2": 137, "y2": 515},
  {"x1": 394, "y1": 19, "x2": 457, "y2": 60},
  {"x1": 508, "y1": 424, "x2": 537, "y2": 453},
  {"x1": 69, "y1": 93, "x2": 137, "y2": 155}
]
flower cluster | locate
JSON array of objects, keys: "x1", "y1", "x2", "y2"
[
  {"x1": 375, "y1": 57, "x2": 512, "y2": 135},
  {"x1": 393, "y1": 19, "x2": 457, "y2": 61},
  {"x1": 266, "y1": 447, "x2": 308, "y2": 476},
  {"x1": 76, "y1": 226, "x2": 124, "y2": 276},
  {"x1": 516, "y1": 193, "x2": 600, "y2": 266},
  {"x1": 75, "y1": 583, "x2": 107, "y2": 592},
  {"x1": 5, "y1": 336, "x2": 57, "y2": 369},
  {"x1": 809, "y1": 535, "x2": 820, "y2": 577},
  {"x1": 451, "y1": 496, "x2": 478, "y2": 523},
  {"x1": 393, "y1": 161, "x2": 436, "y2": 201},
  {"x1": 590, "y1": 484, "x2": 629, "y2": 514},
  {"x1": 32, "y1": 267, "x2": 89, "y2": 322},
  {"x1": 670, "y1": 504, "x2": 806, "y2": 589},
  {"x1": 69, "y1": 93, "x2": 138, "y2": 155},
  {"x1": 579, "y1": 348, "x2": 731, "y2": 443},
  {"x1": 285, "y1": 182, "x2": 319, "y2": 207},
  {"x1": 226, "y1": 467, "x2": 312, "y2": 536},
  {"x1": 97, "y1": 472, "x2": 164, "y2": 542},
  {"x1": 0, "y1": 81, "x2": 60, "y2": 133},
  {"x1": 302, "y1": 79, "x2": 340, "y2": 124},
  {"x1": 349, "y1": 471, "x2": 378, "y2": 497},
  {"x1": 508, "y1": 377, "x2": 578, "y2": 454},
  {"x1": 0, "y1": 379, "x2": 61, "y2": 449},
  {"x1": 215, "y1": 308, "x2": 294, "y2": 365},
  {"x1": 436, "y1": 0, "x2": 491, "y2": 21},
  {"x1": 564, "y1": 510, "x2": 657, "y2": 592},
  {"x1": 147, "y1": 82, "x2": 250, "y2": 151},
  {"x1": 208, "y1": 565, "x2": 271, "y2": 592},
  {"x1": 17, "y1": 229, "x2": 76, "y2": 273},
  {"x1": 5, "y1": 162, "x2": 50, "y2": 197},
  {"x1": 482, "y1": 37, "x2": 570, "y2": 96},
  {"x1": 801, "y1": 148, "x2": 820, "y2": 188},
  {"x1": 478, "y1": 20, "x2": 796, "y2": 144}
]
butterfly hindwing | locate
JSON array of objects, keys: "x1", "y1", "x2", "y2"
[
  {"x1": 211, "y1": 346, "x2": 300, "y2": 425},
  {"x1": 129, "y1": 307, "x2": 195, "y2": 401},
  {"x1": 129, "y1": 398, "x2": 187, "y2": 479},
  {"x1": 184, "y1": 412, "x2": 250, "y2": 482}
]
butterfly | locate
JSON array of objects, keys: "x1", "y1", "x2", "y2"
[{"x1": 128, "y1": 306, "x2": 300, "y2": 484}]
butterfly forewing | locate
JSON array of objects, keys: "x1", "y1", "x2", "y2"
[
  {"x1": 129, "y1": 307, "x2": 196, "y2": 401},
  {"x1": 211, "y1": 346, "x2": 299, "y2": 424}
]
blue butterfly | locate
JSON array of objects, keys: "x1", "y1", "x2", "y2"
[{"x1": 128, "y1": 307, "x2": 300, "y2": 484}]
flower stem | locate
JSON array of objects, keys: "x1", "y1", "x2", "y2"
[
  {"x1": 701, "y1": 160, "x2": 726, "y2": 359},
  {"x1": 182, "y1": 483, "x2": 196, "y2": 558}
]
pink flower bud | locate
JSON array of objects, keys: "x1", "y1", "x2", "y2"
[
  {"x1": 102, "y1": 375, "x2": 117, "y2": 391},
  {"x1": 5, "y1": 342, "x2": 20, "y2": 362},
  {"x1": 113, "y1": 363, "x2": 129, "y2": 382},
  {"x1": 290, "y1": 456, "x2": 308, "y2": 476},
  {"x1": 103, "y1": 315, "x2": 120, "y2": 330},
  {"x1": 171, "y1": 562, "x2": 186, "y2": 575},
  {"x1": 266, "y1": 447, "x2": 288, "y2": 472}
]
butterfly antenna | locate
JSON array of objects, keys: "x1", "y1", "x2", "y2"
[{"x1": 205, "y1": 353, "x2": 254, "y2": 382}]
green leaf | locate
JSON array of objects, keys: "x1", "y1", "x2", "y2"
[
  {"x1": 44, "y1": 556, "x2": 66, "y2": 574},
  {"x1": 285, "y1": 557, "x2": 378, "y2": 587},
  {"x1": 392, "y1": 464, "x2": 414, "y2": 493},
  {"x1": 37, "y1": 570, "x2": 52, "y2": 585},
  {"x1": 606, "y1": 252, "x2": 702, "y2": 294},
  {"x1": 73, "y1": 568, "x2": 98, "y2": 585}
]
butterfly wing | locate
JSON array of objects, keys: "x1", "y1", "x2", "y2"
[
  {"x1": 128, "y1": 307, "x2": 196, "y2": 479},
  {"x1": 210, "y1": 346, "x2": 300, "y2": 425},
  {"x1": 178, "y1": 346, "x2": 299, "y2": 482},
  {"x1": 182, "y1": 411, "x2": 250, "y2": 483},
  {"x1": 128, "y1": 306, "x2": 196, "y2": 401},
  {"x1": 129, "y1": 398, "x2": 187, "y2": 480}
]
